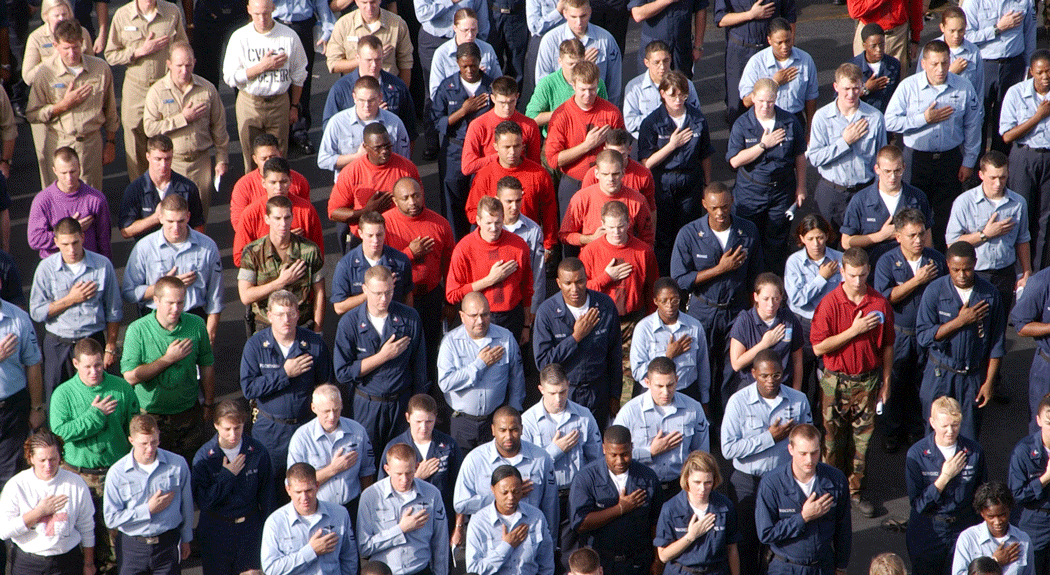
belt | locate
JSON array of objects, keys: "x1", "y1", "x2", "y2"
[
  {"x1": 984, "y1": 54, "x2": 1023, "y2": 64},
  {"x1": 826, "y1": 369, "x2": 877, "y2": 383},
  {"x1": 893, "y1": 324, "x2": 916, "y2": 337},
  {"x1": 255, "y1": 407, "x2": 305, "y2": 426},
  {"x1": 47, "y1": 330, "x2": 103, "y2": 345},
  {"x1": 931, "y1": 514, "x2": 958, "y2": 524},
  {"x1": 175, "y1": 149, "x2": 206, "y2": 163},
  {"x1": 823, "y1": 177, "x2": 873, "y2": 195},
  {"x1": 559, "y1": 487, "x2": 571, "y2": 498},
  {"x1": 204, "y1": 509, "x2": 253, "y2": 524},
  {"x1": 1039, "y1": 349, "x2": 1050, "y2": 364},
  {"x1": 489, "y1": 2, "x2": 524, "y2": 14},
  {"x1": 691, "y1": 293, "x2": 731, "y2": 310},
  {"x1": 673, "y1": 562, "x2": 724, "y2": 575},
  {"x1": 1018, "y1": 143, "x2": 1050, "y2": 153},
  {"x1": 241, "y1": 92, "x2": 287, "y2": 103},
  {"x1": 126, "y1": 529, "x2": 178, "y2": 546},
  {"x1": 772, "y1": 554, "x2": 822, "y2": 567},
  {"x1": 276, "y1": 15, "x2": 316, "y2": 26},
  {"x1": 64, "y1": 463, "x2": 108, "y2": 475},
  {"x1": 355, "y1": 388, "x2": 399, "y2": 402},
  {"x1": 0, "y1": 389, "x2": 28, "y2": 409},
  {"x1": 451, "y1": 411, "x2": 489, "y2": 421},
  {"x1": 910, "y1": 148, "x2": 957, "y2": 161},
  {"x1": 930, "y1": 356, "x2": 980, "y2": 376},
  {"x1": 728, "y1": 34, "x2": 765, "y2": 49},
  {"x1": 735, "y1": 168, "x2": 773, "y2": 188}
]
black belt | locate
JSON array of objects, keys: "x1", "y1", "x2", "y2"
[
  {"x1": 728, "y1": 34, "x2": 765, "y2": 49},
  {"x1": 64, "y1": 463, "x2": 108, "y2": 475},
  {"x1": 1018, "y1": 144, "x2": 1050, "y2": 153},
  {"x1": 910, "y1": 149, "x2": 956, "y2": 161},
  {"x1": 204, "y1": 509, "x2": 255, "y2": 525},
  {"x1": 489, "y1": 2, "x2": 524, "y2": 14},
  {"x1": 673, "y1": 562, "x2": 724, "y2": 575},
  {"x1": 355, "y1": 388, "x2": 399, "y2": 402},
  {"x1": 47, "y1": 330, "x2": 104, "y2": 346},
  {"x1": 0, "y1": 388, "x2": 28, "y2": 409},
  {"x1": 772, "y1": 554, "x2": 822, "y2": 567},
  {"x1": 826, "y1": 369, "x2": 878, "y2": 383},
  {"x1": 691, "y1": 293, "x2": 732, "y2": 310},
  {"x1": 984, "y1": 54, "x2": 1023, "y2": 64},
  {"x1": 930, "y1": 356, "x2": 980, "y2": 376},
  {"x1": 255, "y1": 407, "x2": 305, "y2": 425},
  {"x1": 125, "y1": 529, "x2": 178, "y2": 546},
  {"x1": 735, "y1": 168, "x2": 773, "y2": 188},
  {"x1": 451, "y1": 411, "x2": 488, "y2": 421},
  {"x1": 823, "y1": 177, "x2": 873, "y2": 195},
  {"x1": 931, "y1": 514, "x2": 958, "y2": 524},
  {"x1": 276, "y1": 15, "x2": 316, "y2": 26},
  {"x1": 893, "y1": 324, "x2": 916, "y2": 337}
]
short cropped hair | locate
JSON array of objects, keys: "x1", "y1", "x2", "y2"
[
  {"x1": 893, "y1": 208, "x2": 926, "y2": 231},
  {"x1": 869, "y1": 553, "x2": 906, "y2": 575},
  {"x1": 788, "y1": 423, "x2": 821, "y2": 446},
  {"x1": 267, "y1": 289, "x2": 298, "y2": 311},
  {"x1": 147, "y1": 134, "x2": 174, "y2": 153},
  {"x1": 946, "y1": 240, "x2": 977, "y2": 261},
  {"x1": 568, "y1": 548, "x2": 601, "y2": 575},
  {"x1": 494, "y1": 120, "x2": 522, "y2": 142},
  {"x1": 265, "y1": 194, "x2": 293, "y2": 216},
  {"x1": 647, "y1": 356, "x2": 677, "y2": 378},
  {"x1": 972, "y1": 481, "x2": 1014, "y2": 513},
  {"x1": 539, "y1": 363, "x2": 569, "y2": 387},
  {"x1": 477, "y1": 195, "x2": 504, "y2": 218},
  {"x1": 72, "y1": 337, "x2": 103, "y2": 360},
  {"x1": 129, "y1": 414, "x2": 159, "y2": 437},
  {"x1": 491, "y1": 76, "x2": 518, "y2": 96},
  {"x1": 572, "y1": 61, "x2": 600, "y2": 85},
  {"x1": 159, "y1": 193, "x2": 190, "y2": 214},
  {"x1": 979, "y1": 150, "x2": 1008, "y2": 171},
  {"x1": 53, "y1": 19, "x2": 82, "y2": 44},
  {"x1": 54, "y1": 217, "x2": 82, "y2": 236},
  {"x1": 286, "y1": 462, "x2": 317, "y2": 484},
  {"x1": 406, "y1": 394, "x2": 438, "y2": 415},
  {"x1": 841, "y1": 247, "x2": 869, "y2": 269},
  {"x1": 153, "y1": 275, "x2": 186, "y2": 299},
  {"x1": 600, "y1": 200, "x2": 629, "y2": 222},
  {"x1": 386, "y1": 443, "x2": 417, "y2": 464},
  {"x1": 357, "y1": 34, "x2": 383, "y2": 52},
  {"x1": 835, "y1": 62, "x2": 863, "y2": 84},
  {"x1": 213, "y1": 398, "x2": 249, "y2": 425},
  {"x1": 603, "y1": 425, "x2": 632, "y2": 445},
  {"x1": 559, "y1": 38, "x2": 585, "y2": 59}
]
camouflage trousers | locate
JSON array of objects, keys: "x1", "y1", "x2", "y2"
[
  {"x1": 65, "y1": 465, "x2": 117, "y2": 575},
  {"x1": 152, "y1": 402, "x2": 208, "y2": 465},
  {"x1": 820, "y1": 369, "x2": 879, "y2": 495},
  {"x1": 620, "y1": 314, "x2": 643, "y2": 407}
]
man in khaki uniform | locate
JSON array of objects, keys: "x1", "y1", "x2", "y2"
[
  {"x1": 143, "y1": 42, "x2": 229, "y2": 222},
  {"x1": 326, "y1": 0, "x2": 412, "y2": 84},
  {"x1": 27, "y1": 19, "x2": 119, "y2": 192},
  {"x1": 222, "y1": 0, "x2": 308, "y2": 172},
  {"x1": 104, "y1": 0, "x2": 188, "y2": 181}
]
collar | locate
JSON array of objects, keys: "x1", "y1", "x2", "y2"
[
  {"x1": 485, "y1": 440, "x2": 533, "y2": 463},
  {"x1": 760, "y1": 47, "x2": 800, "y2": 69},
  {"x1": 261, "y1": 326, "x2": 312, "y2": 353},
  {"x1": 122, "y1": 449, "x2": 173, "y2": 472},
  {"x1": 55, "y1": 252, "x2": 100, "y2": 273},
  {"x1": 378, "y1": 477, "x2": 420, "y2": 500},
  {"x1": 743, "y1": 383, "x2": 785, "y2": 406},
  {"x1": 159, "y1": 229, "x2": 201, "y2": 249},
  {"x1": 832, "y1": 284, "x2": 874, "y2": 308},
  {"x1": 283, "y1": 501, "x2": 332, "y2": 527},
  {"x1": 1018, "y1": 77, "x2": 1050, "y2": 101},
  {"x1": 353, "y1": 303, "x2": 405, "y2": 333},
  {"x1": 976, "y1": 523, "x2": 1019, "y2": 545},
  {"x1": 353, "y1": 9, "x2": 390, "y2": 30},
  {"x1": 310, "y1": 417, "x2": 350, "y2": 441},
  {"x1": 640, "y1": 391, "x2": 681, "y2": 414},
  {"x1": 552, "y1": 291, "x2": 598, "y2": 317},
  {"x1": 917, "y1": 71, "x2": 960, "y2": 91},
  {"x1": 536, "y1": 403, "x2": 578, "y2": 423},
  {"x1": 968, "y1": 184, "x2": 1014, "y2": 206}
]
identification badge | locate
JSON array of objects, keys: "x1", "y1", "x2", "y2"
[
  {"x1": 124, "y1": 25, "x2": 137, "y2": 31},
  {"x1": 53, "y1": 83, "x2": 66, "y2": 89},
  {"x1": 163, "y1": 98, "x2": 175, "y2": 104}
]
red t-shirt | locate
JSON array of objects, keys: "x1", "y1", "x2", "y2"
[
  {"x1": 545, "y1": 97, "x2": 625, "y2": 181},
  {"x1": 329, "y1": 154, "x2": 421, "y2": 236},
  {"x1": 466, "y1": 159, "x2": 558, "y2": 249},
  {"x1": 233, "y1": 193, "x2": 325, "y2": 266},
  {"x1": 810, "y1": 285, "x2": 895, "y2": 374},
  {"x1": 461, "y1": 110, "x2": 542, "y2": 175},
  {"x1": 581, "y1": 158, "x2": 657, "y2": 212},
  {"x1": 559, "y1": 184, "x2": 655, "y2": 247},
  {"x1": 446, "y1": 229, "x2": 533, "y2": 312},
  {"x1": 580, "y1": 235, "x2": 658, "y2": 316},
  {"x1": 230, "y1": 169, "x2": 311, "y2": 231},
  {"x1": 383, "y1": 207, "x2": 455, "y2": 295}
]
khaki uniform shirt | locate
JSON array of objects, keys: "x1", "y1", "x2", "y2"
[
  {"x1": 104, "y1": 0, "x2": 188, "y2": 91},
  {"x1": 26, "y1": 53, "x2": 120, "y2": 141},
  {"x1": 143, "y1": 74, "x2": 230, "y2": 164},
  {"x1": 23, "y1": 26, "x2": 93, "y2": 85},
  {"x1": 326, "y1": 9, "x2": 412, "y2": 74}
]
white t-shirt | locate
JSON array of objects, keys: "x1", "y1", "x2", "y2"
[
  {"x1": 670, "y1": 112, "x2": 687, "y2": 130},
  {"x1": 503, "y1": 453, "x2": 524, "y2": 466},
  {"x1": 906, "y1": 257, "x2": 922, "y2": 275},
  {"x1": 414, "y1": 440, "x2": 432, "y2": 459},
  {"x1": 220, "y1": 442, "x2": 242, "y2": 463},
  {"x1": 66, "y1": 260, "x2": 86, "y2": 276},
  {"x1": 549, "y1": 409, "x2": 570, "y2": 426},
  {"x1": 936, "y1": 443, "x2": 958, "y2": 460},
  {"x1": 758, "y1": 118, "x2": 776, "y2": 134},
  {"x1": 689, "y1": 502, "x2": 709, "y2": 518},
  {"x1": 155, "y1": 180, "x2": 171, "y2": 199},
  {"x1": 566, "y1": 297, "x2": 590, "y2": 320},
  {"x1": 367, "y1": 312, "x2": 387, "y2": 336},
  {"x1": 499, "y1": 510, "x2": 523, "y2": 528},
  {"x1": 137, "y1": 459, "x2": 160, "y2": 476},
  {"x1": 712, "y1": 228, "x2": 731, "y2": 249},
  {"x1": 868, "y1": 60, "x2": 882, "y2": 76},
  {"x1": 461, "y1": 78, "x2": 482, "y2": 95},
  {"x1": 609, "y1": 470, "x2": 629, "y2": 493},
  {"x1": 988, "y1": 195, "x2": 1007, "y2": 208},
  {"x1": 879, "y1": 190, "x2": 901, "y2": 216},
  {"x1": 276, "y1": 341, "x2": 294, "y2": 358},
  {"x1": 954, "y1": 286, "x2": 974, "y2": 305},
  {"x1": 796, "y1": 476, "x2": 816, "y2": 497}
]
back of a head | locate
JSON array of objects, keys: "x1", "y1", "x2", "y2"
[
  {"x1": 568, "y1": 548, "x2": 601, "y2": 575},
  {"x1": 968, "y1": 557, "x2": 1002, "y2": 575},
  {"x1": 869, "y1": 553, "x2": 906, "y2": 575},
  {"x1": 361, "y1": 561, "x2": 394, "y2": 575}
]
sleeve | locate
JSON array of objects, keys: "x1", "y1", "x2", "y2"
[
  {"x1": 75, "y1": 480, "x2": 96, "y2": 548},
  {"x1": 508, "y1": 339, "x2": 526, "y2": 411},
  {"x1": 26, "y1": 197, "x2": 55, "y2": 254},
  {"x1": 356, "y1": 490, "x2": 408, "y2": 556},
  {"x1": 333, "y1": 317, "x2": 365, "y2": 385},
  {"x1": 833, "y1": 477, "x2": 851, "y2": 569},
  {"x1": 623, "y1": 84, "x2": 644, "y2": 137},
  {"x1": 533, "y1": 307, "x2": 580, "y2": 369},
  {"x1": 737, "y1": 57, "x2": 759, "y2": 101},
  {"x1": 103, "y1": 14, "x2": 136, "y2": 65},
  {"x1": 466, "y1": 519, "x2": 516, "y2": 575},
  {"x1": 536, "y1": 514, "x2": 555, "y2": 575},
  {"x1": 411, "y1": 319, "x2": 429, "y2": 395},
  {"x1": 204, "y1": 246, "x2": 224, "y2": 315},
  {"x1": 444, "y1": 245, "x2": 474, "y2": 305},
  {"x1": 534, "y1": 34, "x2": 559, "y2": 82},
  {"x1": 460, "y1": 122, "x2": 487, "y2": 177},
  {"x1": 999, "y1": 84, "x2": 1024, "y2": 135},
  {"x1": 629, "y1": 321, "x2": 652, "y2": 384},
  {"x1": 103, "y1": 470, "x2": 151, "y2": 530},
  {"x1": 961, "y1": 85, "x2": 984, "y2": 167},
  {"x1": 395, "y1": 24, "x2": 414, "y2": 72},
  {"x1": 191, "y1": 452, "x2": 235, "y2": 514},
  {"x1": 28, "y1": 264, "x2": 52, "y2": 323},
  {"x1": 527, "y1": 0, "x2": 563, "y2": 36},
  {"x1": 239, "y1": 340, "x2": 294, "y2": 400},
  {"x1": 50, "y1": 388, "x2": 108, "y2": 442},
  {"x1": 432, "y1": 496, "x2": 451, "y2": 575},
  {"x1": 606, "y1": 49, "x2": 624, "y2": 108},
  {"x1": 453, "y1": 455, "x2": 489, "y2": 515},
  {"x1": 883, "y1": 83, "x2": 927, "y2": 134},
  {"x1": 26, "y1": 70, "x2": 57, "y2": 125},
  {"x1": 261, "y1": 517, "x2": 320, "y2": 575},
  {"x1": 907, "y1": 450, "x2": 947, "y2": 513},
  {"x1": 544, "y1": 107, "x2": 569, "y2": 170},
  {"x1": 755, "y1": 479, "x2": 806, "y2": 545},
  {"x1": 0, "y1": 477, "x2": 31, "y2": 540},
  {"x1": 989, "y1": 286, "x2": 1007, "y2": 359},
  {"x1": 965, "y1": 0, "x2": 998, "y2": 44},
  {"x1": 720, "y1": 400, "x2": 775, "y2": 461},
  {"x1": 317, "y1": 121, "x2": 343, "y2": 172},
  {"x1": 670, "y1": 228, "x2": 697, "y2": 291},
  {"x1": 805, "y1": 111, "x2": 850, "y2": 168}
]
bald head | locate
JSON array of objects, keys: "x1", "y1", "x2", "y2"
[
  {"x1": 462, "y1": 291, "x2": 489, "y2": 312},
  {"x1": 247, "y1": 0, "x2": 275, "y2": 31}
]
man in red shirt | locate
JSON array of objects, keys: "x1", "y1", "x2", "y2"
[
  {"x1": 384, "y1": 177, "x2": 455, "y2": 384},
  {"x1": 545, "y1": 60, "x2": 625, "y2": 219},
  {"x1": 446, "y1": 195, "x2": 534, "y2": 342},
  {"x1": 848, "y1": 0, "x2": 923, "y2": 69},
  {"x1": 467, "y1": 121, "x2": 558, "y2": 250},
  {"x1": 233, "y1": 157, "x2": 325, "y2": 266},
  {"x1": 581, "y1": 129, "x2": 656, "y2": 212},
  {"x1": 579, "y1": 200, "x2": 658, "y2": 395},
  {"x1": 560, "y1": 150, "x2": 655, "y2": 254},
  {"x1": 230, "y1": 134, "x2": 312, "y2": 231},
  {"x1": 810, "y1": 246, "x2": 893, "y2": 518},
  {"x1": 460, "y1": 76, "x2": 542, "y2": 175},
  {"x1": 329, "y1": 124, "x2": 421, "y2": 252}
]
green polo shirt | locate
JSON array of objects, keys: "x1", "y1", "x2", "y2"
[
  {"x1": 525, "y1": 70, "x2": 608, "y2": 137},
  {"x1": 121, "y1": 312, "x2": 214, "y2": 415},
  {"x1": 49, "y1": 372, "x2": 140, "y2": 468}
]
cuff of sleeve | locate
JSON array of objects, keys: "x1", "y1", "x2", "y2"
[
  {"x1": 383, "y1": 525, "x2": 408, "y2": 546},
  {"x1": 234, "y1": 70, "x2": 249, "y2": 86},
  {"x1": 301, "y1": 543, "x2": 318, "y2": 562},
  {"x1": 472, "y1": 357, "x2": 488, "y2": 371}
]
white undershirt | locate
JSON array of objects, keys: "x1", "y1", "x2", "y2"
[
  {"x1": 936, "y1": 443, "x2": 958, "y2": 460},
  {"x1": 988, "y1": 196, "x2": 1006, "y2": 208},
  {"x1": 609, "y1": 470, "x2": 629, "y2": 493},
  {"x1": 757, "y1": 118, "x2": 776, "y2": 133},
  {"x1": 461, "y1": 78, "x2": 482, "y2": 95},
  {"x1": 366, "y1": 20, "x2": 381, "y2": 32},
  {"x1": 689, "y1": 502, "x2": 709, "y2": 518},
  {"x1": 499, "y1": 510, "x2": 523, "y2": 528},
  {"x1": 795, "y1": 476, "x2": 816, "y2": 497},
  {"x1": 761, "y1": 396, "x2": 779, "y2": 409},
  {"x1": 367, "y1": 312, "x2": 386, "y2": 335},
  {"x1": 868, "y1": 60, "x2": 882, "y2": 76},
  {"x1": 549, "y1": 409, "x2": 570, "y2": 426},
  {"x1": 670, "y1": 112, "x2": 686, "y2": 130},
  {"x1": 954, "y1": 286, "x2": 974, "y2": 305},
  {"x1": 712, "y1": 228, "x2": 731, "y2": 249},
  {"x1": 414, "y1": 440, "x2": 432, "y2": 459},
  {"x1": 503, "y1": 453, "x2": 524, "y2": 466},
  {"x1": 220, "y1": 442, "x2": 241, "y2": 463},
  {"x1": 907, "y1": 258, "x2": 922, "y2": 275},
  {"x1": 566, "y1": 297, "x2": 590, "y2": 320},
  {"x1": 276, "y1": 341, "x2": 293, "y2": 358},
  {"x1": 364, "y1": 255, "x2": 380, "y2": 268},
  {"x1": 68, "y1": 65, "x2": 84, "y2": 76},
  {"x1": 155, "y1": 180, "x2": 171, "y2": 199},
  {"x1": 66, "y1": 260, "x2": 86, "y2": 276},
  {"x1": 137, "y1": 459, "x2": 160, "y2": 476},
  {"x1": 879, "y1": 190, "x2": 901, "y2": 216}
]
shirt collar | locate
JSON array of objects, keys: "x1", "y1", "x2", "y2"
[
  {"x1": 311, "y1": 418, "x2": 349, "y2": 440},
  {"x1": 485, "y1": 440, "x2": 533, "y2": 463},
  {"x1": 976, "y1": 523, "x2": 1018, "y2": 545},
  {"x1": 640, "y1": 391, "x2": 680, "y2": 414},
  {"x1": 969, "y1": 184, "x2": 1013, "y2": 206},
  {"x1": 122, "y1": 449, "x2": 173, "y2": 472},
  {"x1": 743, "y1": 383, "x2": 784, "y2": 405},
  {"x1": 378, "y1": 477, "x2": 420, "y2": 500}
]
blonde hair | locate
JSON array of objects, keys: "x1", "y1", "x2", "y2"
[
  {"x1": 753, "y1": 78, "x2": 778, "y2": 97},
  {"x1": 679, "y1": 450, "x2": 721, "y2": 491},
  {"x1": 869, "y1": 553, "x2": 906, "y2": 575},
  {"x1": 931, "y1": 396, "x2": 962, "y2": 421}
]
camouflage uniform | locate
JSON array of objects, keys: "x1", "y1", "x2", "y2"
[
  {"x1": 820, "y1": 369, "x2": 880, "y2": 495},
  {"x1": 153, "y1": 401, "x2": 208, "y2": 466}
]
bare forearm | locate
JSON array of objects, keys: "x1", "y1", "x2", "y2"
[
  {"x1": 200, "y1": 365, "x2": 215, "y2": 405},
  {"x1": 313, "y1": 283, "x2": 325, "y2": 331},
  {"x1": 812, "y1": 329, "x2": 856, "y2": 356},
  {"x1": 333, "y1": 293, "x2": 366, "y2": 315},
  {"x1": 578, "y1": 506, "x2": 623, "y2": 533},
  {"x1": 1019, "y1": 322, "x2": 1050, "y2": 337},
  {"x1": 120, "y1": 216, "x2": 159, "y2": 239}
]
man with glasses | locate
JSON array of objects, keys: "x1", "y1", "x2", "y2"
[{"x1": 319, "y1": 75, "x2": 410, "y2": 181}]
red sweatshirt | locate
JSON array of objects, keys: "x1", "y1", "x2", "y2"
[
  {"x1": 230, "y1": 168, "x2": 312, "y2": 231},
  {"x1": 581, "y1": 158, "x2": 657, "y2": 211},
  {"x1": 545, "y1": 97, "x2": 625, "y2": 181},
  {"x1": 580, "y1": 235, "x2": 658, "y2": 315},
  {"x1": 383, "y1": 207, "x2": 455, "y2": 295},
  {"x1": 847, "y1": 0, "x2": 923, "y2": 43},
  {"x1": 233, "y1": 194, "x2": 324, "y2": 266},
  {"x1": 466, "y1": 159, "x2": 558, "y2": 249},
  {"x1": 446, "y1": 229, "x2": 533, "y2": 312},
  {"x1": 461, "y1": 110, "x2": 542, "y2": 175},
  {"x1": 329, "y1": 153, "x2": 421, "y2": 236},
  {"x1": 558, "y1": 184, "x2": 655, "y2": 247}
]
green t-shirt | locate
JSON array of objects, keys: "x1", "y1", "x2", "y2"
[
  {"x1": 49, "y1": 372, "x2": 141, "y2": 468},
  {"x1": 121, "y1": 312, "x2": 214, "y2": 415},
  {"x1": 526, "y1": 69, "x2": 609, "y2": 137}
]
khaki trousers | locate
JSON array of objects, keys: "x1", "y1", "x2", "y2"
[
  {"x1": 853, "y1": 20, "x2": 911, "y2": 72},
  {"x1": 235, "y1": 91, "x2": 289, "y2": 173}
]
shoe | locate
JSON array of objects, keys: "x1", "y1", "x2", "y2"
[
  {"x1": 884, "y1": 435, "x2": 902, "y2": 454},
  {"x1": 291, "y1": 132, "x2": 315, "y2": 155},
  {"x1": 851, "y1": 495, "x2": 876, "y2": 518},
  {"x1": 832, "y1": 0, "x2": 845, "y2": 5}
]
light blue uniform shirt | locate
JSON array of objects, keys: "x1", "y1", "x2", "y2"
[
  {"x1": 884, "y1": 71, "x2": 983, "y2": 167},
  {"x1": 428, "y1": 38, "x2": 502, "y2": 99},
  {"x1": 916, "y1": 39, "x2": 985, "y2": 103},
  {"x1": 805, "y1": 101, "x2": 886, "y2": 187},
  {"x1": 0, "y1": 301, "x2": 41, "y2": 399},
  {"x1": 521, "y1": 400, "x2": 602, "y2": 488},
  {"x1": 437, "y1": 323, "x2": 525, "y2": 416},
  {"x1": 784, "y1": 248, "x2": 843, "y2": 320},
  {"x1": 613, "y1": 391, "x2": 710, "y2": 482},
  {"x1": 260, "y1": 500, "x2": 358, "y2": 575},
  {"x1": 273, "y1": 0, "x2": 335, "y2": 41},
  {"x1": 623, "y1": 71, "x2": 700, "y2": 138},
  {"x1": 629, "y1": 312, "x2": 711, "y2": 402},
  {"x1": 318, "y1": 107, "x2": 411, "y2": 178},
  {"x1": 535, "y1": 24, "x2": 623, "y2": 106},
  {"x1": 102, "y1": 449, "x2": 193, "y2": 542},
  {"x1": 505, "y1": 215, "x2": 545, "y2": 314},
  {"x1": 963, "y1": 0, "x2": 1035, "y2": 60},
  {"x1": 945, "y1": 185, "x2": 1031, "y2": 270},
  {"x1": 356, "y1": 478, "x2": 449, "y2": 575},
  {"x1": 738, "y1": 47, "x2": 819, "y2": 114},
  {"x1": 287, "y1": 417, "x2": 376, "y2": 505},
  {"x1": 720, "y1": 383, "x2": 813, "y2": 476},
  {"x1": 121, "y1": 229, "x2": 224, "y2": 314},
  {"x1": 30, "y1": 250, "x2": 122, "y2": 339},
  {"x1": 453, "y1": 439, "x2": 558, "y2": 542},
  {"x1": 1000, "y1": 78, "x2": 1050, "y2": 147},
  {"x1": 414, "y1": 0, "x2": 489, "y2": 39},
  {"x1": 951, "y1": 523, "x2": 1033, "y2": 575},
  {"x1": 526, "y1": 0, "x2": 563, "y2": 36},
  {"x1": 466, "y1": 502, "x2": 555, "y2": 575}
]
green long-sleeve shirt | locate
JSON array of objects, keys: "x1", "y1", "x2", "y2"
[
  {"x1": 49, "y1": 372, "x2": 140, "y2": 468},
  {"x1": 526, "y1": 69, "x2": 608, "y2": 137}
]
